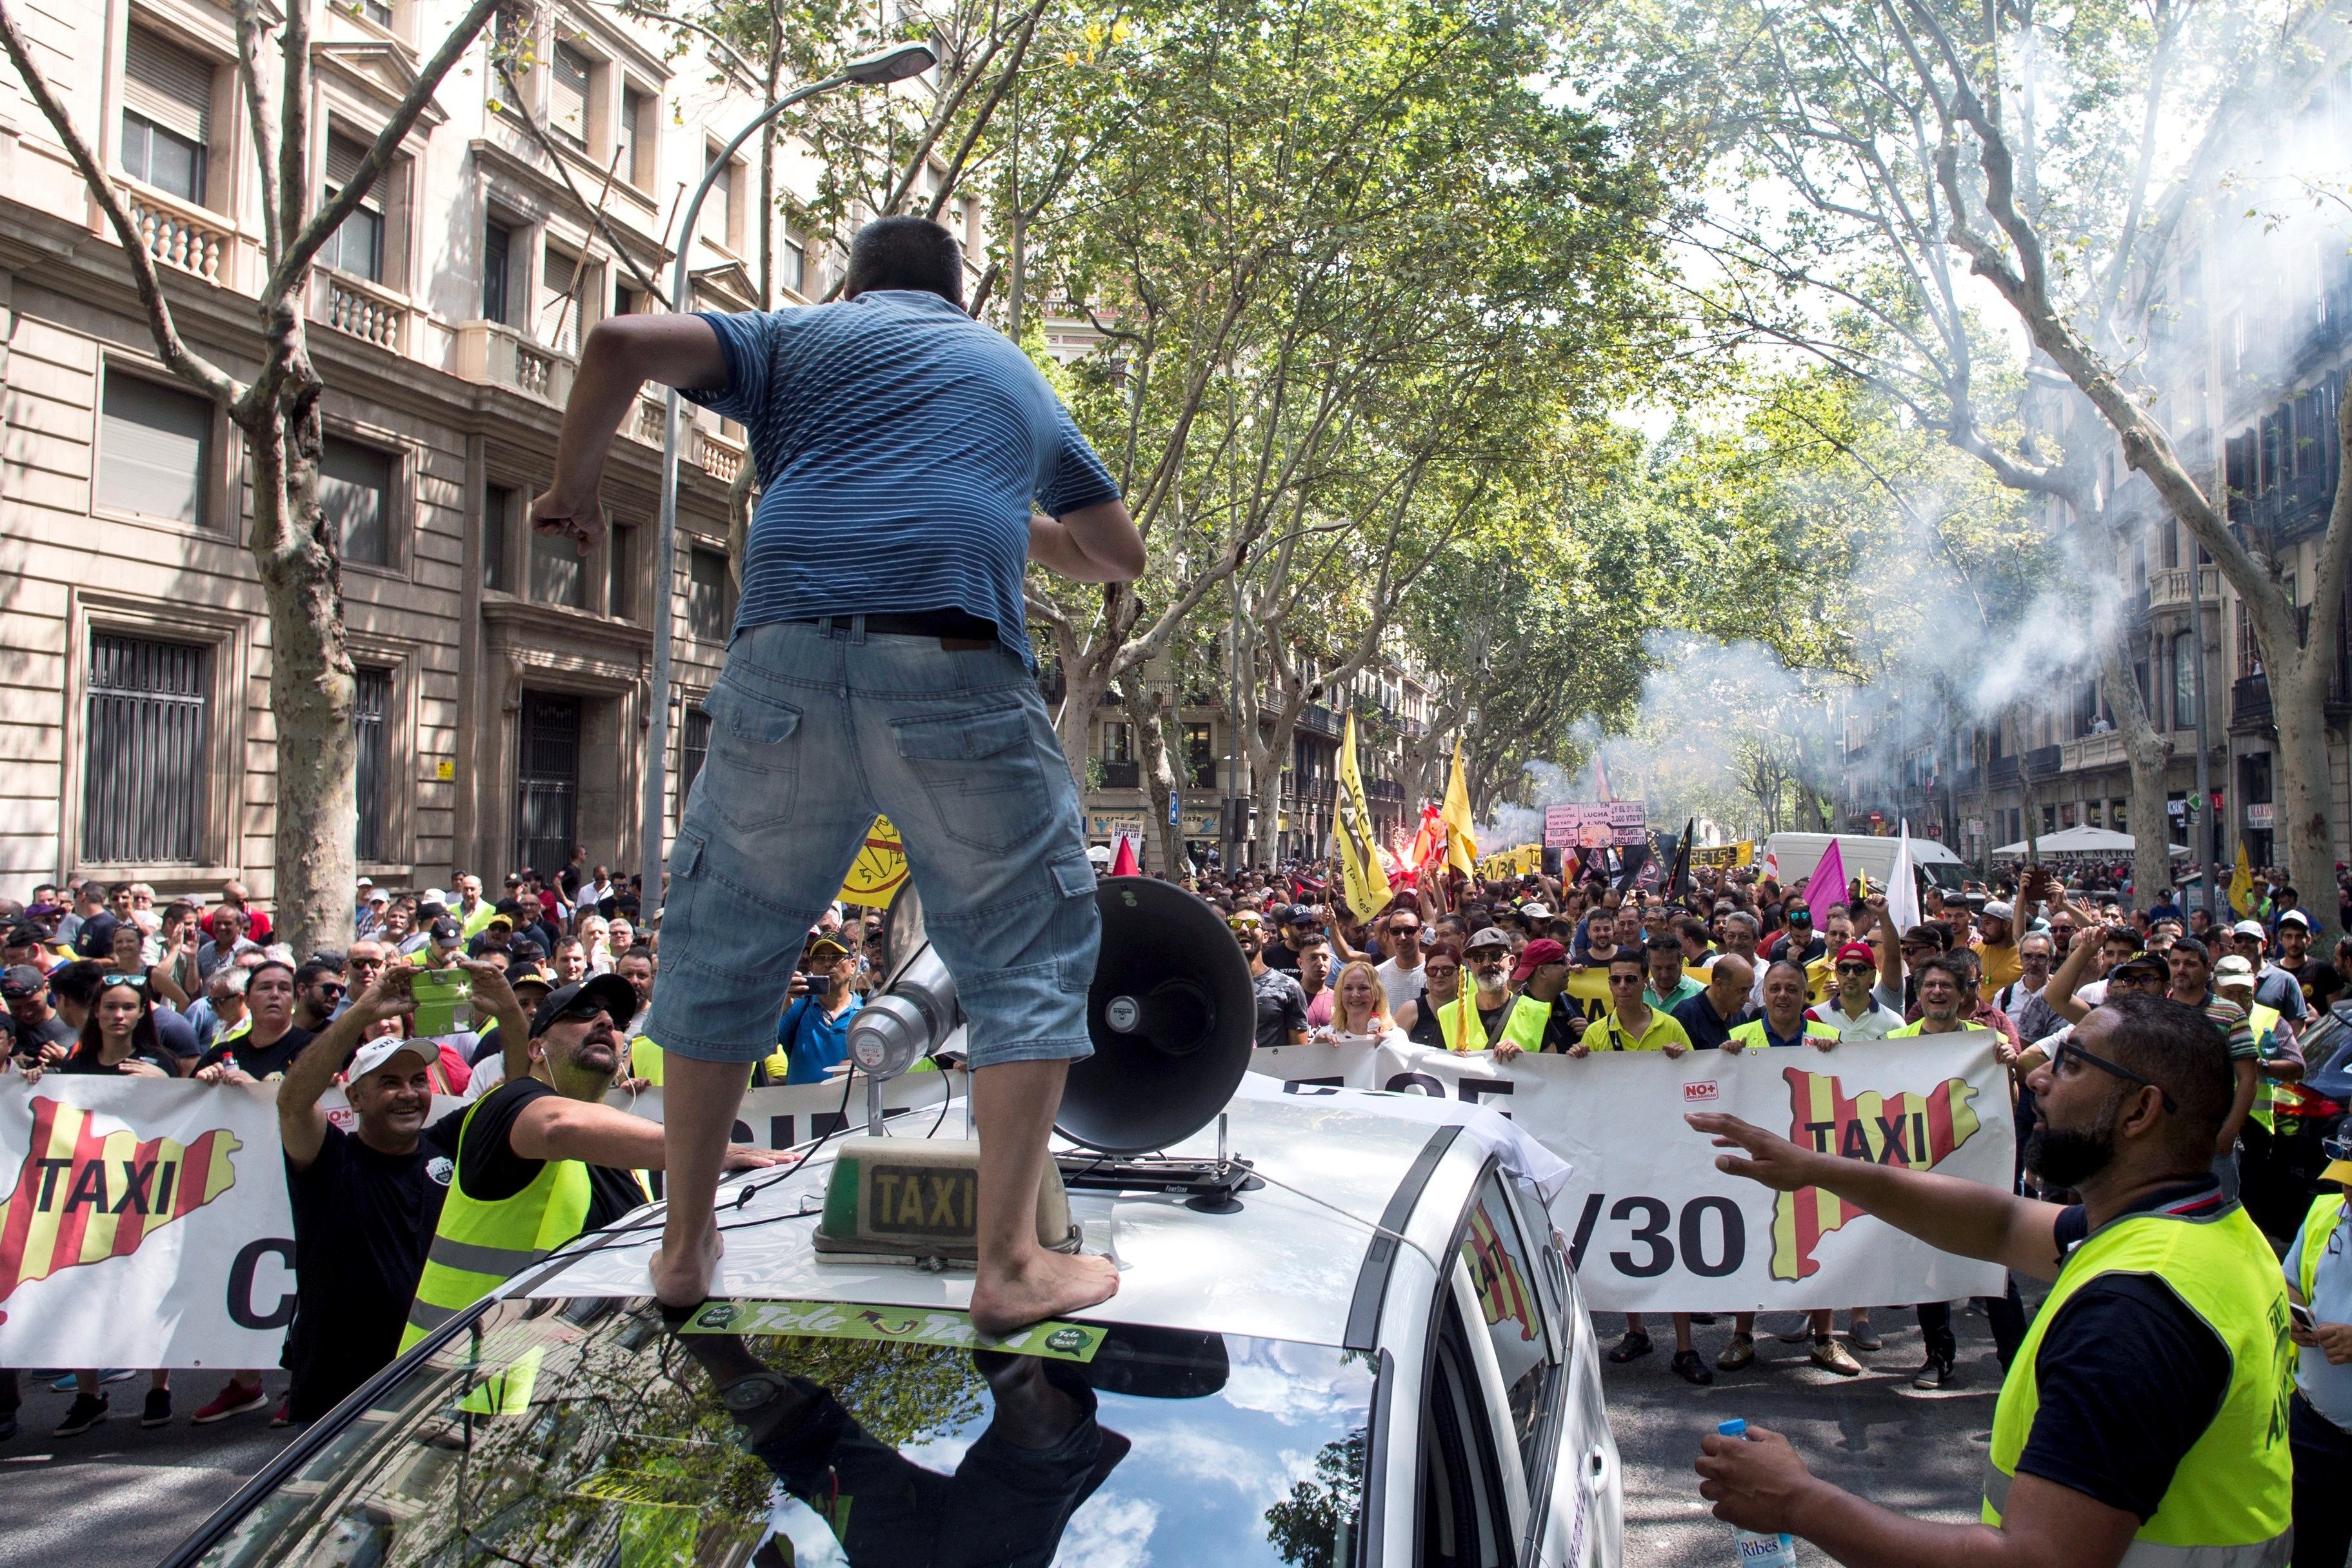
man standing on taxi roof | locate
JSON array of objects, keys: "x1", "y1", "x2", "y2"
[{"x1": 529, "y1": 216, "x2": 1144, "y2": 1334}]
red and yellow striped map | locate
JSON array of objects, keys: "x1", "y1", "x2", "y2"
[
  {"x1": 1771, "y1": 1066, "x2": 1982, "y2": 1280},
  {"x1": 0, "y1": 1095, "x2": 243, "y2": 1320}
]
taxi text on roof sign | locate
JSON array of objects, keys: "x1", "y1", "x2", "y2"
[{"x1": 676, "y1": 1298, "x2": 1106, "y2": 1361}]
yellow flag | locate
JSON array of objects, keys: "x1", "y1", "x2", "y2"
[
  {"x1": 2229, "y1": 840, "x2": 2255, "y2": 917},
  {"x1": 1441, "y1": 740, "x2": 1479, "y2": 877},
  {"x1": 1334, "y1": 713, "x2": 1390, "y2": 918}
]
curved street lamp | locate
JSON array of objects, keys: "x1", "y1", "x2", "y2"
[{"x1": 639, "y1": 40, "x2": 938, "y2": 914}]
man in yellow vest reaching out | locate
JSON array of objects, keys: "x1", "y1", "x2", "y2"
[
  {"x1": 1689, "y1": 993, "x2": 2292, "y2": 1568},
  {"x1": 401, "y1": 975, "x2": 789, "y2": 1350}
]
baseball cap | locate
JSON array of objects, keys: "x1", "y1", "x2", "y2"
[
  {"x1": 1086, "y1": 844, "x2": 1113, "y2": 865},
  {"x1": 530, "y1": 973, "x2": 638, "y2": 1037},
  {"x1": 355, "y1": 877, "x2": 375, "y2": 889},
  {"x1": 2, "y1": 964, "x2": 48, "y2": 998},
  {"x1": 2213, "y1": 954, "x2": 2256, "y2": 984},
  {"x1": 2322, "y1": 1133, "x2": 2352, "y2": 1187},
  {"x1": 1511, "y1": 938, "x2": 1569, "y2": 983},
  {"x1": 2109, "y1": 953, "x2": 2170, "y2": 982},
  {"x1": 2278, "y1": 908, "x2": 2312, "y2": 929},
  {"x1": 1282, "y1": 904, "x2": 1319, "y2": 927},
  {"x1": 1833, "y1": 942, "x2": 1876, "y2": 966},
  {"x1": 1519, "y1": 903, "x2": 1553, "y2": 922},
  {"x1": 1464, "y1": 927, "x2": 1512, "y2": 953},
  {"x1": 421, "y1": 889, "x2": 449, "y2": 908},
  {"x1": 504, "y1": 962, "x2": 554, "y2": 994},
  {"x1": 484, "y1": 912, "x2": 516, "y2": 933},
  {"x1": 2231, "y1": 919, "x2": 2269, "y2": 940},
  {"x1": 1982, "y1": 901, "x2": 2014, "y2": 921},
  {"x1": 347, "y1": 1035, "x2": 437, "y2": 1084},
  {"x1": 805, "y1": 933, "x2": 852, "y2": 962},
  {"x1": 428, "y1": 917, "x2": 461, "y2": 946}
]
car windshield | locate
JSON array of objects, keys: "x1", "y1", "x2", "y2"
[{"x1": 183, "y1": 1295, "x2": 1375, "y2": 1568}]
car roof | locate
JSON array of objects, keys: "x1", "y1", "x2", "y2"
[{"x1": 527, "y1": 1088, "x2": 1469, "y2": 1349}]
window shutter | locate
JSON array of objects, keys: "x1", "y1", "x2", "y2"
[
  {"x1": 326, "y1": 132, "x2": 369, "y2": 193},
  {"x1": 124, "y1": 28, "x2": 210, "y2": 143},
  {"x1": 552, "y1": 46, "x2": 590, "y2": 144}
]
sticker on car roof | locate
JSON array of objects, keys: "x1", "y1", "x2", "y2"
[{"x1": 675, "y1": 1298, "x2": 1106, "y2": 1362}]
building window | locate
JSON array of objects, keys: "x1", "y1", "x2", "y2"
[
  {"x1": 1101, "y1": 722, "x2": 1133, "y2": 763},
  {"x1": 354, "y1": 664, "x2": 392, "y2": 862},
  {"x1": 782, "y1": 237, "x2": 807, "y2": 296},
  {"x1": 1184, "y1": 722, "x2": 1216, "y2": 789},
  {"x1": 121, "y1": 28, "x2": 210, "y2": 203},
  {"x1": 704, "y1": 146, "x2": 737, "y2": 248},
  {"x1": 319, "y1": 133, "x2": 385, "y2": 281},
  {"x1": 620, "y1": 86, "x2": 652, "y2": 186},
  {"x1": 97, "y1": 369, "x2": 211, "y2": 526},
  {"x1": 483, "y1": 219, "x2": 513, "y2": 323},
  {"x1": 530, "y1": 526, "x2": 587, "y2": 608},
  {"x1": 2171, "y1": 631, "x2": 2197, "y2": 729},
  {"x1": 361, "y1": 0, "x2": 393, "y2": 23},
  {"x1": 686, "y1": 546, "x2": 733, "y2": 639},
  {"x1": 483, "y1": 481, "x2": 513, "y2": 591},
  {"x1": 550, "y1": 44, "x2": 591, "y2": 150},
  {"x1": 542, "y1": 241, "x2": 587, "y2": 353},
  {"x1": 83, "y1": 632, "x2": 209, "y2": 864},
  {"x1": 613, "y1": 281, "x2": 644, "y2": 318},
  {"x1": 681, "y1": 708, "x2": 712, "y2": 806},
  {"x1": 608, "y1": 522, "x2": 635, "y2": 619},
  {"x1": 321, "y1": 437, "x2": 394, "y2": 566}
]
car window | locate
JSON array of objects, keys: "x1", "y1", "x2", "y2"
[
  {"x1": 1420, "y1": 1295, "x2": 1515, "y2": 1567},
  {"x1": 1460, "y1": 1171, "x2": 1559, "y2": 1479},
  {"x1": 181, "y1": 1296, "x2": 1377, "y2": 1568}
]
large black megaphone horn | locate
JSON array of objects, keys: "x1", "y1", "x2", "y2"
[{"x1": 1056, "y1": 878, "x2": 1255, "y2": 1156}]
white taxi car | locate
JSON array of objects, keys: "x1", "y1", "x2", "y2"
[{"x1": 160, "y1": 1085, "x2": 1622, "y2": 1568}]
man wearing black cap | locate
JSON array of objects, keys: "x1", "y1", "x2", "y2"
[
  {"x1": 3, "y1": 964, "x2": 74, "y2": 1066},
  {"x1": 400, "y1": 973, "x2": 788, "y2": 1350},
  {"x1": 1262, "y1": 906, "x2": 1318, "y2": 975}
]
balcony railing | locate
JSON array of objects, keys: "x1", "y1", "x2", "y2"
[
  {"x1": 696, "y1": 429, "x2": 748, "y2": 483},
  {"x1": 456, "y1": 321, "x2": 576, "y2": 404},
  {"x1": 1099, "y1": 760, "x2": 1141, "y2": 789},
  {"x1": 1366, "y1": 777, "x2": 1405, "y2": 804},
  {"x1": 2234, "y1": 673, "x2": 2271, "y2": 729},
  {"x1": 2060, "y1": 731, "x2": 2129, "y2": 773},
  {"x1": 125, "y1": 184, "x2": 234, "y2": 284},
  {"x1": 1298, "y1": 703, "x2": 1341, "y2": 738},
  {"x1": 2023, "y1": 744, "x2": 2063, "y2": 781},
  {"x1": 1989, "y1": 755, "x2": 2018, "y2": 787},
  {"x1": 2146, "y1": 566, "x2": 2220, "y2": 612},
  {"x1": 314, "y1": 270, "x2": 407, "y2": 353}
]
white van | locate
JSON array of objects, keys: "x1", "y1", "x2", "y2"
[{"x1": 1762, "y1": 831, "x2": 1971, "y2": 896}]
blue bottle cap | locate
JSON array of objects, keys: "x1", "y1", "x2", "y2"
[{"x1": 1717, "y1": 1418, "x2": 1748, "y2": 1437}]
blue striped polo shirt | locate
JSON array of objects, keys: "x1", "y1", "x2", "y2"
[{"x1": 686, "y1": 291, "x2": 1121, "y2": 666}]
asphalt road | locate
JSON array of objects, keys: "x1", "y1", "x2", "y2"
[
  {"x1": 1, "y1": 1369, "x2": 297, "y2": 1568},
  {"x1": 1603, "y1": 1300, "x2": 2012, "y2": 1566},
  {"x1": 3, "y1": 1305, "x2": 2008, "y2": 1567}
]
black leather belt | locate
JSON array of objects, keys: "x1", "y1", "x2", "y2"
[{"x1": 793, "y1": 610, "x2": 999, "y2": 643}]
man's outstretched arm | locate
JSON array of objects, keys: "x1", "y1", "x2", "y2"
[
  {"x1": 1686, "y1": 1110, "x2": 2066, "y2": 1281},
  {"x1": 530, "y1": 314, "x2": 729, "y2": 552},
  {"x1": 1030, "y1": 498, "x2": 1145, "y2": 582}
]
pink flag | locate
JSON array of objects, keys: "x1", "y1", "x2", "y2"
[
  {"x1": 1110, "y1": 835, "x2": 1141, "y2": 877},
  {"x1": 1802, "y1": 840, "x2": 1847, "y2": 928}
]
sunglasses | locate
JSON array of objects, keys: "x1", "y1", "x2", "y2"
[
  {"x1": 550, "y1": 997, "x2": 615, "y2": 1026},
  {"x1": 1607, "y1": 971, "x2": 1644, "y2": 984},
  {"x1": 2053, "y1": 1039, "x2": 2178, "y2": 1113},
  {"x1": 100, "y1": 973, "x2": 147, "y2": 989},
  {"x1": 1835, "y1": 962, "x2": 1873, "y2": 974},
  {"x1": 1424, "y1": 966, "x2": 1460, "y2": 979}
]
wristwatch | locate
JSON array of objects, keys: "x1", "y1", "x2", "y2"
[{"x1": 719, "y1": 1373, "x2": 792, "y2": 1415}]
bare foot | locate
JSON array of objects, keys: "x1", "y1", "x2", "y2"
[
  {"x1": 650, "y1": 1226, "x2": 724, "y2": 1309},
  {"x1": 969, "y1": 1247, "x2": 1119, "y2": 1337}
]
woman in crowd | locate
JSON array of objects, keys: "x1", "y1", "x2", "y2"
[
  {"x1": 1315, "y1": 959, "x2": 1406, "y2": 1049},
  {"x1": 1397, "y1": 945, "x2": 1466, "y2": 1050}
]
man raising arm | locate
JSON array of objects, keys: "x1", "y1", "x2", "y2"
[
  {"x1": 1686, "y1": 995, "x2": 2291, "y2": 1568},
  {"x1": 528, "y1": 217, "x2": 1141, "y2": 1333}
]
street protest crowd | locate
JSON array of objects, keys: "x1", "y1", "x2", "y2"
[{"x1": 4, "y1": 842, "x2": 2351, "y2": 1565}]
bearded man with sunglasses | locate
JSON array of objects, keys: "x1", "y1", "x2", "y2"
[
  {"x1": 1692, "y1": 995, "x2": 2291, "y2": 1568},
  {"x1": 399, "y1": 976, "x2": 789, "y2": 1352}
]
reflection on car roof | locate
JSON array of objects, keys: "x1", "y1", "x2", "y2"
[{"x1": 531, "y1": 1090, "x2": 1450, "y2": 1348}]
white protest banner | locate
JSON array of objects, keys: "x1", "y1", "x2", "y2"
[
  {"x1": 1544, "y1": 804, "x2": 1578, "y2": 849},
  {"x1": 0, "y1": 1078, "x2": 296, "y2": 1370},
  {"x1": 611, "y1": 1069, "x2": 968, "y2": 1153},
  {"x1": 1363, "y1": 1038, "x2": 2012, "y2": 1312},
  {"x1": 1248, "y1": 1042, "x2": 1382, "y2": 1088}
]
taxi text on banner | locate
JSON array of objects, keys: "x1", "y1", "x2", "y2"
[
  {"x1": 0, "y1": 1073, "x2": 968, "y2": 1368},
  {"x1": 1246, "y1": 1038, "x2": 2012, "y2": 1313}
]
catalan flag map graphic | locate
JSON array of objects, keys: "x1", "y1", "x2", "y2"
[
  {"x1": 1771, "y1": 1067, "x2": 1982, "y2": 1280},
  {"x1": 0, "y1": 1095, "x2": 243, "y2": 1319},
  {"x1": 0, "y1": 1079, "x2": 290, "y2": 1368}
]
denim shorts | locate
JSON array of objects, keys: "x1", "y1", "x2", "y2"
[{"x1": 642, "y1": 617, "x2": 1099, "y2": 1069}]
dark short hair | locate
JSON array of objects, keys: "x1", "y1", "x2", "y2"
[
  {"x1": 2097, "y1": 993, "x2": 2236, "y2": 1145},
  {"x1": 1606, "y1": 949, "x2": 1647, "y2": 973},
  {"x1": 1912, "y1": 955, "x2": 1966, "y2": 991},
  {"x1": 2169, "y1": 936, "x2": 2209, "y2": 965},
  {"x1": 247, "y1": 959, "x2": 296, "y2": 990},
  {"x1": 1646, "y1": 933, "x2": 1684, "y2": 956},
  {"x1": 1763, "y1": 958, "x2": 1810, "y2": 988},
  {"x1": 844, "y1": 216, "x2": 964, "y2": 306},
  {"x1": 49, "y1": 960, "x2": 104, "y2": 1008}
]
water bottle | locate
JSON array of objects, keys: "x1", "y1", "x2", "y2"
[{"x1": 1717, "y1": 1420, "x2": 1799, "y2": 1566}]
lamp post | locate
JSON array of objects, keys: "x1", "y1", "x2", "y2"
[{"x1": 638, "y1": 41, "x2": 936, "y2": 917}]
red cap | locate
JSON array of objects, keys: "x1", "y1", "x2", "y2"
[
  {"x1": 1834, "y1": 942, "x2": 1876, "y2": 966},
  {"x1": 1511, "y1": 938, "x2": 1569, "y2": 983}
]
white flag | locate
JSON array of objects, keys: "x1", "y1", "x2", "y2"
[{"x1": 1888, "y1": 821, "x2": 1922, "y2": 934}]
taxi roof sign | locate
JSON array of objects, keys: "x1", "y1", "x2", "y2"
[{"x1": 813, "y1": 1140, "x2": 1077, "y2": 1265}]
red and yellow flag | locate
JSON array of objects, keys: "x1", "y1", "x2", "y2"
[
  {"x1": 0, "y1": 1096, "x2": 243, "y2": 1317},
  {"x1": 1770, "y1": 1067, "x2": 1982, "y2": 1280}
]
